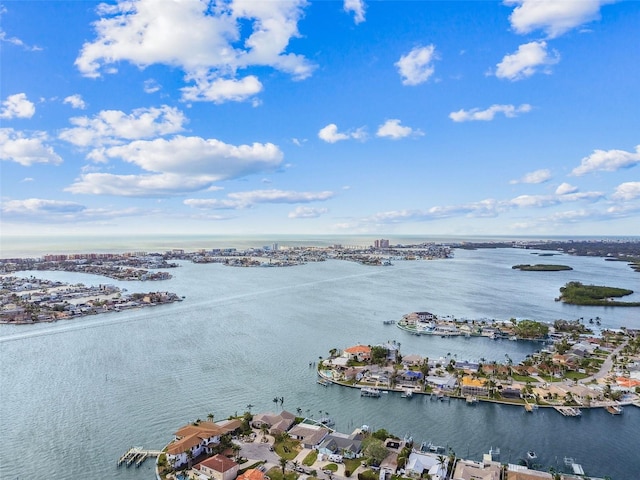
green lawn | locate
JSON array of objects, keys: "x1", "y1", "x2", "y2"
[
  {"x1": 266, "y1": 467, "x2": 298, "y2": 480},
  {"x1": 303, "y1": 450, "x2": 318, "y2": 466},
  {"x1": 511, "y1": 374, "x2": 538, "y2": 382},
  {"x1": 274, "y1": 438, "x2": 302, "y2": 461}
]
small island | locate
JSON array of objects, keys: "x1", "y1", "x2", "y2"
[
  {"x1": 512, "y1": 264, "x2": 573, "y2": 271},
  {"x1": 557, "y1": 281, "x2": 640, "y2": 306}
]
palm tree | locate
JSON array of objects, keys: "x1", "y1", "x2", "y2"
[
  {"x1": 246, "y1": 404, "x2": 254, "y2": 413},
  {"x1": 279, "y1": 457, "x2": 288, "y2": 475},
  {"x1": 207, "y1": 412, "x2": 214, "y2": 423},
  {"x1": 296, "y1": 407, "x2": 303, "y2": 417},
  {"x1": 273, "y1": 397, "x2": 279, "y2": 409}
]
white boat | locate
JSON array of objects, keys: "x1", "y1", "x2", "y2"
[
  {"x1": 401, "y1": 389, "x2": 413, "y2": 398},
  {"x1": 361, "y1": 387, "x2": 381, "y2": 397},
  {"x1": 527, "y1": 451, "x2": 537, "y2": 460},
  {"x1": 466, "y1": 395, "x2": 478, "y2": 404}
]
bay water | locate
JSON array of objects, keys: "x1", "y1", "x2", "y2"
[{"x1": 1, "y1": 245, "x2": 639, "y2": 480}]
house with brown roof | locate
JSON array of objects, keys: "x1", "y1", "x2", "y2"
[
  {"x1": 237, "y1": 468, "x2": 266, "y2": 480},
  {"x1": 343, "y1": 345, "x2": 371, "y2": 362},
  {"x1": 288, "y1": 423, "x2": 330, "y2": 449},
  {"x1": 194, "y1": 454, "x2": 239, "y2": 480},
  {"x1": 506, "y1": 464, "x2": 552, "y2": 479},
  {"x1": 251, "y1": 411, "x2": 296, "y2": 434},
  {"x1": 452, "y1": 458, "x2": 501, "y2": 480},
  {"x1": 166, "y1": 421, "x2": 229, "y2": 469}
]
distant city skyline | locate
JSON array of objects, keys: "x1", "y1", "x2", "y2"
[{"x1": 1, "y1": 0, "x2": 639, "y2": 236}]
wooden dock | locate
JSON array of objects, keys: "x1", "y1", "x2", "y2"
[{"x1": 117, "y1": 447, "x2": 162, "y2": 468}]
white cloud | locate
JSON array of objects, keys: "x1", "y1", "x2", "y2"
[
  {"x1": 510, "y1": 169, "x2": 552, "y2": 185},
  {"x1": 185, "y1": 189, "x2": 334, "y2": 210},
  {"x1": 509, "y1": 191, "x2": 603, "y2": 208},
  {"x1": 1, "y1": 198, "x2": 85, "y2": 215},
  {"x1": 74, "y1": 0, "x2": 315, "y2": 102},
  {"x1": 344, "y1": 0, "x2": 366, "y2": 24},
  {"x1": 0, "y1": 93, "x2": 36, "y2": 119},
  {"x1": 571, "y1": 145, "x2": 640, "y2": 176},
  {"x1": 318, "y1": 123, "x2": 366, "y2": 143},
  {"x1": 555, "y1": 182, "x2": 579, "y2": 195},
  {"x1": 181, "y1": 75, "x2": 263, "y2": 103},
  {"x1": 505, "y1": 0, "x2": 611, "y2": 38},
  {"x1": 63, "y1": 94, "x2": 86, "y2": 110},
  {"x1": 450, "y1": 104, "x2": 532, "y2": 122},
  {"x1": 357, "y1": 187, "x2": 606, "y2": 228},
  {"x1": 59, "y1": 105, "x2": 187, "y2": 147},
  {"x1": 143, "y1": 79, "x2": 161, "y2": 94},
  {"x1": 0, "y1": 30, "x2": 42, "y2": 51},
  {"x1": 376, "y1": 119, "x2": 422, "y2": 140},
  {"x1": 1, "y1": 197, "x2": 142, "y2": 223},
  {"x1": 495, "y1": 41, "x2": 559, "y2": 81},
  {"x1": 289, "y1": 206, "x2": 329, "y2": 218},
  {"x1": 0, "y1": 128, "x2": 62, "y2": 166},
  {"x1": 395, "y1": 45, "x2": 438, "y2": 86},
  {"x1": 66, "y1": 172, "x2": 215, "y2": 197},
  {"x1": 612, "y1": 182, "x2": 640, "y2": 201},
  {"x1": 102, "y1": 136, "x2": 283, "y2": 177},
  {"x1": 66, "y1": 136, "x2": 284, "y2": 197}
]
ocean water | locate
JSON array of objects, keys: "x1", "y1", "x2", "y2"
[{"x1": 1, "y1": 244, "x2": 639, "y2": 480}]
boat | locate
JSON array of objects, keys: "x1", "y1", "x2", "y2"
[
  {"x1": 317, "y1": 379, "x2": 330, "y2": 386},
  {"x1": 401, "y1": 389, "x2": 413, "y2": 398},
  {"x1": 360, "y1": 387, "x2": 381, "y2": 397},
  {"x1": 605, "y1": 404, "x2": 623, "y2": 415},
  {"x1": 383, "y1": 320, "x2": 396, "y2": 325},
  {"x1": 527, "y1": 451, "x2": 537, "y2": 460},
  {"x1": 466, "y1": 395, "x2": 478, "y2": 404},
  {"x1": 426, "y1": 442, "x2": 446, "y2": 454},
  {"x1": 319, "y1": 417, "x2": 335, "y2": 427}
]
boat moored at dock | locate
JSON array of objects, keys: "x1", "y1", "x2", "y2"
[{"x1": 361, "y1": 387, "x2": 381, "y2": 397}]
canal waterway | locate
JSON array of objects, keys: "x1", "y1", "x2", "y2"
[{"x1": 1, "y1": 246, "x2": 639, "y2": 480}]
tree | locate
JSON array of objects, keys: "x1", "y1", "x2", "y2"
[
  {"x1": 279, "y1": 457, "x2": 288, "y2": 475},
  {"x1": 207, "y1": 412, "x2": 214, "y2": 422},
  {"x1": 246, "y1": 404, "x2": 254, "y2": 413}
]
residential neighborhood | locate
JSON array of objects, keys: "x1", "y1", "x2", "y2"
[{"x1": 148, "y1": 406, "x2": 613, "y2": 480}]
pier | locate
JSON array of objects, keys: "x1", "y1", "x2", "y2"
[
  {"x1": 554, "y1": 406, "x2": 582, "y2": 417},
  {"x1": 117, "y1": 447, "x2": 162, "y2": 468}
]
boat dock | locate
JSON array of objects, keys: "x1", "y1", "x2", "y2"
[
  {"x1": 564, "y1": 457, "x2": 585, "y2": 475},
  {"x1": 361, "y1": 387, "x2": 381, "y2": 397},
  {"x1": 524, "y1": 400, "x2": 538, "y2": 412},
  {"x1": 117, "y1": 447, "x2": 162, "y2": 468},
  {"x1": 554, "y1": 406, "x2": 582, "y2": 417}
]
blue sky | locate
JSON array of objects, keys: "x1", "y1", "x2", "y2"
[{"x1": 1, "y1": 0, "x2": 639, "y2": 237}]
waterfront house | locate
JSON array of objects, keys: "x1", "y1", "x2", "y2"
[
  {"x1": 343, "y1": 345, "x2": 371, "y2": 362},
  {"x1": 193, "y1": 453, "x2": 239, "y2": 480},
  {"x1": 317, "y1": 431, "x2": 363, "y2": 459},
  {"x1": 398, "y1": 370, "x2": 423, "y2": 383},
  {"x1": 287, "y1": 423, "x2": 330, "y2": 449},
  {"x1": 402, "y1": 354, "x2": 423, "y2": 366},
  {"x1": 251, "y1": 411, "x2": 296, "y2": 434},
  {"x1": 506, "y1": 464, "x2": 552, "y2": 479},
  {"x1": 452, "y1": 458, "x2": 501, "y2": 480},
  {"x1": 425, "y1": 374, "x2": 457, "y2": 391},
  {"x1": 165, "y1": 421, "x2": 228, "y2": 468},
  {"x1": 460, "y1": 377, "x2": 489, "y2": 397},
  {"x1": 405, "y1": 451, "x2": 447, "y2": 480}
]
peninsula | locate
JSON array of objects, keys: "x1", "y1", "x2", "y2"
[{"x1": 316, "y1": 316, "x2": 640, "y2": 413}]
